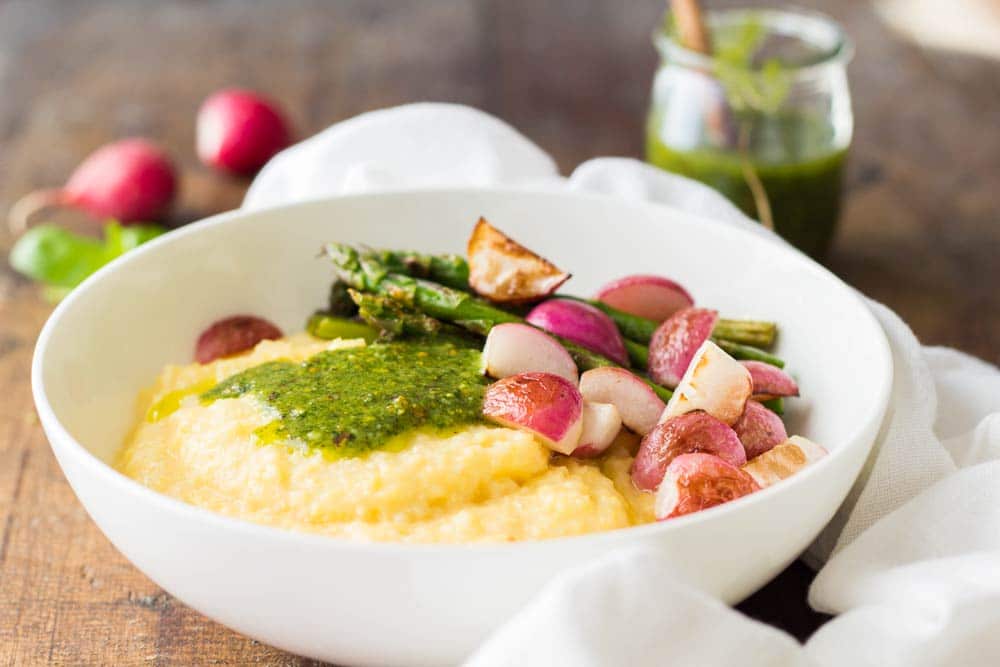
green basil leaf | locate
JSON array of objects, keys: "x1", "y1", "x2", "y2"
[{"x1": 9, "y1": 225, "x2": 106, "y2": 287}]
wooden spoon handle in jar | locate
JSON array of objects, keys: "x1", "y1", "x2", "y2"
[{"x1": 670, "y1": 0, "x2": 712, "y2": 54}]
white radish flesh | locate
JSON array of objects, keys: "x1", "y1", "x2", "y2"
[
  {"x1": 467, "y1": 218, "x2": 570, "y2": 303},
  {"x1": 578, "y1": 367, "x2": 665, "y2": 435},
  {"x1": 660, "y1": 340, "x2": 753, "y2": 426},
  {"x1": 571, "y1": 402, "x2": 623, "y2": 458},
  {"x1": 742, "y1": 436, "x2": 828, "y2": 488},
  {"x1": 481, "y1": 323, "x2": 578, "y2": 383}
]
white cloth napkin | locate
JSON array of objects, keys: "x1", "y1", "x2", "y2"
[{"x1": 245, "y1": 103, "x2": 1000, "y2": 666}]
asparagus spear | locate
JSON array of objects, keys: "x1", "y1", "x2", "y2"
[
  {"x1": 577, "y1": 296, "x2": 777, "y2": 348},
  {"x1": 307, "y1": 313, "x2": 377, "y2": 342},
  {"x1": 356, "y1": 247, "x2": 470, "y2": 291},
  {"x1": 349, "y1": 289, "x2": 442, "y2": 339},
  {"x1": 714, "y1": 339, "x2": 785, "y2": 368},
  {"x1": 327, "y1": 243, "x2": 672, "y2": 399}
]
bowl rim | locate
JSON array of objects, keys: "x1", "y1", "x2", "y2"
[{"x1": 31, "y1": 186, "x2": 894, "y2": 555}]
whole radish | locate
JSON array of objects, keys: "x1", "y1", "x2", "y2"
[
  {"x1": 196, "y1": 88, "x2": 292, "y2": 175},
  {"x1": 8, "y1": 138, "x2": 177, "y2": 232}
]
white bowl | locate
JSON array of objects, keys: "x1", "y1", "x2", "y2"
[{"x1": 33, "y1": 188, "x2": 891, "y2": 666}]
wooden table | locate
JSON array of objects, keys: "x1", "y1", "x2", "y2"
[{"x1": 2, "y1": 1, "x2": 997, "y2": 663}]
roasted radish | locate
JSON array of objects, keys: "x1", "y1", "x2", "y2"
[
  {"x1": 526, "y1": 299, "x2": 628, "y2": 366},
  {"x1": 482, "y1": 323, "x2": 578, "y2": 383},
  {"x1": 742, "y1": 361, "x2": 800, "y2": 400},
  {"x1": 647, "y1": 307, "x2": 719, "y2": 388},
  {"x1": 733, "y1": 400, "x2": 788, "y2": 459},
  {"x1": 655, "y1": 453, "x2": 760, "y2": 520},
  {"x1": 195, "y1": 315, "x2": 283, "y2": 364},
  {"x1": 578, "y1": 367, "x2": 665, "y2": 435},
  {"x1": 631, "y1": 412, "x2": 746, "y2": 491},
  {"x1": 660, "y1": 340, "x2": 753, "y2": 425},
  {"x1": 594, "y1": 274, "x2": 694, "y2": 321},
  {"x1": 743, "y1": 436, "x2": 827, "y2": 488},
  {"x1": 571, "y1": 402, "x2": 623, "y2": 458},
  {"x1": 467, "y1": 218, "x2": 570, "y2": 303},
  {"x1": 482, "y1": 372, "x2": 583, "y2": 455}
]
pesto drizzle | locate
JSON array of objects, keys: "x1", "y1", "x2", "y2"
[{"x1": 200, "y1": 341, "x2": 488, "y2": 457}]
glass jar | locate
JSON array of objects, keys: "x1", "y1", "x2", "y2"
[{"x1": 645, "y1": 8, "x2": 853, "y2": 257}]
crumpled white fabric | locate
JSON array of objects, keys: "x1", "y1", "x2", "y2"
[{"x1": 245, "y1": 104, "x2": 1000, "y2": 666}]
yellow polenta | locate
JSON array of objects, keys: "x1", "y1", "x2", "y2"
[{"x1": 116, "y1": 335, "x2": 655, "y2": 543}]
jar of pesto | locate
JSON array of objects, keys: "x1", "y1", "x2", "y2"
[{"x1": 646, "y1": 9, "x2": 853, "y2": 257}]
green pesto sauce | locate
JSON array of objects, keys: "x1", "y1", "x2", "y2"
[
  {"x1": 200, "y1": 341, "x2": 489, "y2": 457},
  {"x1": 646, "y1": 111, "x2": 847, "y2": 258}
]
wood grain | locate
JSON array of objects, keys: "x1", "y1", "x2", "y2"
[{"x1": 1, "y1": 0, "x2": 997, "y2": 664}]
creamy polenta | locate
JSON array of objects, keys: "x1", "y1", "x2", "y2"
[{"x1": 116, "y1": 335, "x2": 655, "y2": 543}]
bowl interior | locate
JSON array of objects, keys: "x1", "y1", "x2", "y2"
[{"x1": 36, "y1": 188, "x2": 890, "y2": 484}]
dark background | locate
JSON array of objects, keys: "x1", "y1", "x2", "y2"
[{"x1": 2, "y1": 1, "x2": 998, "y2": 663}]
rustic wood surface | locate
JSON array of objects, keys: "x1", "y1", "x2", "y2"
[{"x1": 1, "y1": 1, "x2": 997, "y2": 664}]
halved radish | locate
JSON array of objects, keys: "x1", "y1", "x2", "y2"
[
  {"x1": 743, "y1": 436, "x2": 828, "y2": 488},
  {"x1": 482, "y1": 323, "x2": 578, "y2": 383},
  {"x1": 467, "y1": 218, "x2": 570, "y2": 303},
  {"x1": 631, "y1": 412, "x2": 746, "y2": 491},
  {"x1": 742, "y1": 361, "x2": 800, "y2": 400},
  {"x1": 526, "y1": 299, "x2": 628, "y2": 366},
  {"x1": 655, "y1": 453, "x2": 760, "y2": 520},
  {"x1": 733, "y1": 400, "x2": 788, "y2": 459},
  {"x1": 648, "y1": 307, "x2": 719, "y2": 388},
  {"x1": 571, "y1": 402, "x2": 623, "y2": 458},
  {"x1": 594, "y1": 274, "x2": 694, "y2": 321},
  {"x1": 482, "y1": 372, "x2": 583, "y2": 455},
  {"x1": 660, "y1": 340, "x2": 752, "y2": 426},
  {"x1": 195, "y1": 315, "x2": 283, "y2": 364},
  {"x1": 578, "y1": 367, "x2": 665, "y2": 436}
]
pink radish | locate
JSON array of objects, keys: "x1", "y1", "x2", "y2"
[
  {"x1": 631, "y1": 412, "x2": 746, "y2": 491},
  {"x1": 481, "y1": 323, "x2": 578, "y2": 383},
  {"x1": 526, "y1": 299, "x2": 628, "y2": 366},
  {"x1": 571, "y1": 402, "x2": 623, "y2": 458},
  {"x1": 655, "y1": 453, "x2": 760, "y2": 520},
  {"x1": 195, "y1": 315, "x2": 283, "y2": 364},
  {"x1": 732, "y1": 400, "x2": 787, "y2": 460},
  {"x1": 578, "y1": 367, "x2": 665, "y2": 435},
  {"x1": 743, "y1": 436, "x2": 827, "y2": 488},
  {"x1": 647, "y1": 307, "x2": 719, "y2": 387},
  {"x1": 8, "y1": 138, "x2": 177, "y2": 232},
  {"x1": 197, "y1": 88, "x2": 292, "y2": 175},
  {"x1": 660, "y1": 340, "x2": 753, "y2": 426},
  {"x1": 742, "y1": 361, "x2": 800, "y2": 400},
  {"x1": 595, "y1": 274, "x2": 694, "y2": 321},
  {"x1": 482, "y1": 372, "x2": 583, "y2": 455},
  {"x1": 467, "y1": 218, "x2": 570, "y2": 303}
]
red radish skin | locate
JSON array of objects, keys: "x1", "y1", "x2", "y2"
[
  {"x1": 733, "y1": 400, "x2": 788, "y2": 460},
  {"x1": 482, "y1": 372, "x2": 583, "y2": 455},
  {"x1": 8, "y1": 138, "x2": 177, "y2": 232},
  {"x1": 595, "y1": 274, "x2": 694, "y2": 321},
  {"x1": 195, "y1": 315, "x2": 283, "y2": 364},
  {"x1": 648, "y1": 307, "x2": 719, "y2": 388},
  {"x1": 632, "y1": 412, "x2": 746, "y2": 491},
  {"x1": 526, "y1": 299, "x2": 629, "y2": 366},
  {"x1": 655, "y1": 453, "x2": 760, "y2": 520},
  {"x1": 481, "y1": 323, "x2": 578, "y2": 384},
  {"x1": 578, "y1": 367, "x2": 665, "y2": 436},
  {"x1": 571, "y1": 402, "x2": 622, "y2": 458},
  {"x1": 197, "y1": 88, "x2": 292, "y2": 175},
  {"x1": 742, "y1": 361, "x2": 800, "y2": 400}
]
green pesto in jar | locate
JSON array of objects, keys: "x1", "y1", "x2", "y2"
[{"x1": 199, "y1": 340, "x2": 488, "y2": 457}]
